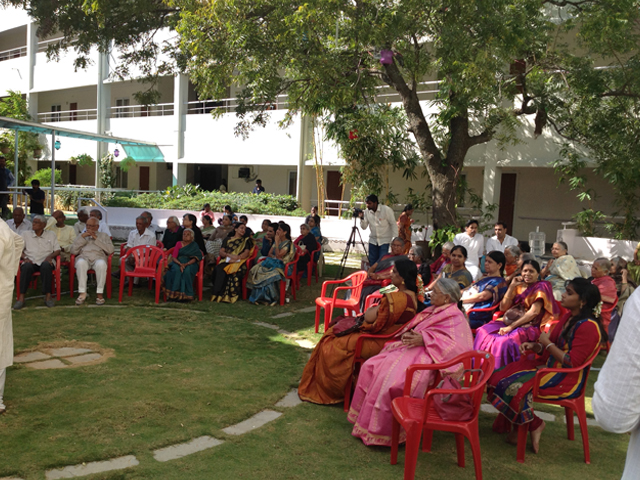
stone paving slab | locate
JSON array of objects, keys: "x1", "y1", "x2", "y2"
[
  {"x1": 253, "y1": 322, "x2": 280, "y2": 330},
  {"x1": 13, "y1": 351, "x2": 51, "y2": 363},
  {"x1": 295, "y1": 340, "x2": 315, "y2": 349},
  {"x1": 45, "y1": 455, "x2": 139, "y2": 479},
  {"x1": 563, "y1": 415, "x2": 600, "y2": 427},
  {"x1": 153, "y1": 436, "x2": 224, "y2": 462},
  {"x1": 0, "y1": 477, "x2": 25, "y2": 480},
  {"x1": 275, "y1": 389, "x2": 302, "y2": 408},
  {"x1": 271, "y1": 312, "x2": 294, "y2": 319},
  {"x1": 480, "y1": 404, "x2": 499, "y2": 414},
  {"x1": 536, "y1": 411, "x2": 556, "y2": 422},
  {"x1": 296, "y1": 306, "x2": 317, "y2": 313},
  {"x1": 28, "y1": 359, "x2": 67, "y2": 370},
  {"x1": 222, "y1": 410, "x2": 282, "y2": 435},
  {"x1": 65, "y1": 353, "x2": 103, "y2": 365},
  {"x1": 48, "y1": 348, "x2": 93, "y2": 357}
]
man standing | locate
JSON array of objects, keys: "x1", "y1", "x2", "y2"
[
  {"x1": 252, "y1": 179, "x2": 265, "y2": 194},
  {"x1": 74, "y1": 208, "x2": 89, "y2": 236},
  {"x1": 454, "y1": 219, "x2": 484, "y2": 281},
  {"x1": 25, "y1": 179, "x2": 45, "y2": 216},
  {"x1": 14, "y1": 215, "x2": 60, "y2": 309},
  {"x1": 358, "y1": 194, "x2": 396, "y2": 265},
  {"x1": 0, "y1": 218, "x2": 23, "y2": 414},
  {"x1": 0, "y1": 156, "x2": 16, "y2": 220},
  {"x1": 45, "y1": 210, "x2": 76, "y2": 261},
  {"x1": 6, "y1": 207, "x2": 31, "y2": 235},
  {"x1": 70, "y1": 217, "x2": 115, "y2": 305},
  {"x1": 485, "y1": 221, "x2": 518, "y2": 253}
]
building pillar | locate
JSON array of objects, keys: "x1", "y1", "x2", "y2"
[
  {"x1": 482, "y1": 152, "x2": 502, "y2": 225},
  {"x1": 172, "y1": 74, "x2": 188, "y2": 186},
  {"x1": 297, "y1": 115, "x2": 309, "y2": 207},
  {"x1": 26, "y1": 21, "x2": 38, "y2": 118},
  {"x1": 95, "y1": 51, "x2": 111, "y2": 189}
]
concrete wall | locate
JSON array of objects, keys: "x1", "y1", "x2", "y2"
[
  {"x1": 227, "y1": 165, "x2": 297, "y2": 196},
  {"x1": 109, "y1": 77, "x2": 174, "y2": 107},
  {"x1": 37, "y1": 85, "x2": 97, "y2": 114}
]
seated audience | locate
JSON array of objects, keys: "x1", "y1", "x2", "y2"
[
  {"x1": 217, "y1": 205, "x2": 238, "y2": 225},
  {"x1": 488, "y1": 278, "x2": 605, "y2": 453},
  {"x1": 201, "y1": 215, "x2": 215, "y2": 240},
  {"x1": 163, "y1": 228, "x2": 203, "y2": 302},
  {"x1": 296, "y1": 223, "x2": 319, "y2": 279},
  {"x1": 486, "y1": 221, "x2": 518, "y2": 253},
  {"x1": 474, "y1": 260, "x2": 558, "y2": 369},
  {"x1": 307, "y1": 217, "x2": 322, "y2": 244},
  {"x1": 298, "y1": 258, "x2": 419, "y2": 405},
  {"x1": 141, "y1": 211, "x2": 160, "y2": 238},
  {"x1": 397, "y1": 204, "x2": 414, "y2": 254},
  {"x1": 358, "y1": 237, "x2": 406, "y2": 310},
  {"x1": 210, "y1": 222, "x2": 254, "y2": 303},
  {"x1": 204, "y1": 215, "x2": 234, "y2": 274},
  {"x1": 73, "y1": 208, "x2": 89, "y2": 236},
  {"x1": 347, "y1": 278, "x2": 473, "y2": 446},
  {"x1": 182, "y1": 214, "x2": 206, "y2": 253},
  {"x1": 239, "y1": 215, "x2": 254, "y2": 236},
  {"x1": 407, "y1": 245, "x2": 430, "y2": 303},
  {"x1": 200, "y1": 203, "x2": 214, "y2": 223},
  {"x1": 254, "y1": 219, "x2": 271, "y2": 242},
  {"x1": 589, "y1": 257, "x2": 617, "y2": 334},
  {"x1": 610, "y1": 256, "x2": 635, "y2": 315},
  {"x1": 504, "y1": 245, "x2": 521, "y2": 279},
  {"x1": 433, "y1": 245, "x2": 473, "y2": 290},
  {"x1": 90, "y1": 209, "x2": 111, "y2": 236},
  {"x1": 14, "y1": 216, "x2": 60, "y2": 309},
  {"x1": 161, "y1": 216, "x2": 183, "y2": 251},
  {"x1": 429, "y1": 241, "x2": 453, "y2": 278},
  {"x1": 540, "y1": 241, "x2": 582, "y2": 300},
  {"x1": 259, "y1": 222, "x2": 277, "y2": 258},
  {"x1": 112, "y1": 216, "x2": 157, "y2": 282},
  {"x1": 7, "y1": 207, "x2": 31, "y2": 235},
  {"x1": 305, "y1": 206, "x2": 321, "y2": 231},
  {"x1": 462, "y1": 251, "x2": 508, "y2": 329},
  {"x1": 454, "y1": 219, "x2": 484, "y2": 281},
  {"x1": 247, "y1": 223, "x2": 295, "y2": 305},
  {"x1": 45, "y1": 210, "x2": 76, "y2": 261},
  {"x1": 70, "y1": 217, "x2": 115, "y2": 305}
]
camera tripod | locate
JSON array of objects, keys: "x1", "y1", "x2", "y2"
[{"x1": 336, "y1": 215, "x2": 368, "y2": 279}]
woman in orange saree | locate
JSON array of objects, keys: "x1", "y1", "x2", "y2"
[{"x1": 298, "y1": 258, "x2": 419, "y2": 405}]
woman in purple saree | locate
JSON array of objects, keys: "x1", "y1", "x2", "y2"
[{"x1": 347, "y1": 278, "x2": 474, "y2": 447}]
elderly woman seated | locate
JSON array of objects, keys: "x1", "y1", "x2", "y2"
[
  {"x1": 298, "y1": 258, "x2": 420, "y2": 405},
  {"x1": 589, "y1": 257, "x2": 617, "y2": 335},
  {"x1": 504, "y1": 245, "x2": 522, "y2": 280},
  {"x1": 347, "y1": 278, "x2": 473, "y2": 446},
  {"x1": 429, "y1": 241, "x2": 454, "y2": 278},
  {"x1": 162, "y1": 216, "x2": 183, "y2": 251},
  {"x1": 474, "y1": 260, "x2": 558, "y2": 369},
  {"x1": 163, "y1": 228, "x2": 203, "y2": 302},
  {"x1": 540, "y1": 241, "x2": 583, "y2": 300},
  {"x1": 210, "y1": 222, "x2": 254, "y2": 303},
  {"x1": 610, "y1": 256, "x2": 635, "y2": 314}
]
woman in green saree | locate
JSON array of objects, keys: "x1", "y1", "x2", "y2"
[
  {"x1": 210, "y1": 222, "x2": 255, "y2": 303},
  {"x1": 163, "y1": 228, "x2": 203, "y2": 301}
]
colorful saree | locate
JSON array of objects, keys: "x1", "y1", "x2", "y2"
[
  {"x1": 430, "y1": 254, "x2": 450, "y2": 276},
  {"x1": 397, "y1": 212, "x2": 412, "y2": 254},
  {"x1": 163, "y1": 241, "x2": 202, "y2": 301},
  {"x1": 487, "y1": 312, "x2": 602, "y2": 432},
  {"x1": 347, "y1": 303, "x2": 473, "y2": 446},
  {"x1": 546, "y1": 255, "x2": 582, "y2": 300},
  {"x1": 298, "y1": 291, "x2": 417, "y2": 405},
  {"x1": 246, "y1": 240, "x2": 295, "y2": 304},
  {"x1": 473, "y1": 280, "x2": 558, "y2": 369},
  {"x1": 466, "y1": 276, "x2": 508, "y2": 329},
  {"x1": 210, "y1": 236, "x2": 254, "y2": 303},
  {"x1": 443, "y1": 264, "x2": 474, "y2": 289},
  {"x1": 591, "y1": 275, "x2": 617, "y2": 332},
  {"x1": 359, "y1": 254, "x2": 407, "y2": 310}
]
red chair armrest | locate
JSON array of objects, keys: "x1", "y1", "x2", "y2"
[{"x1": 532, "y1": 350, "x2": 599, "y2": 397}]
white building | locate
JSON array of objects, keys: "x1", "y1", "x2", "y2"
[{"x1": 0, "y1": 6, "x2": 621, "y2": 241}]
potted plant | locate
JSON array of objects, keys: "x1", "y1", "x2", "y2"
[{"x1": 0, "y1": 134, "x2": 11, "y2": 154}]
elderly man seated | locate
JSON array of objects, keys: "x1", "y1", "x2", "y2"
[
  {"x1": 112, "y1": 216, "x2": 157, "y2": 284},
  {"x1": 74, "y1": 208, "x2": 89, "y2": 236},
  {"x1": 70, "y1": 217, "x2": 115, "y2": 305},
  {"x1": 14, "y1": 215, "x2": 60, "y2": 310},
  {"x1": 90, "y1": 209, "x2": 111, "y2": 236},
  {"x1": 141, "y1": 210, "x2": 161, "y2": 239},
  {"x1": 6, "y1": 207, "x2": 31, "y2": 235},
  {"x1": 46, "y1": 210, "x2": 76, "y2": 261}
]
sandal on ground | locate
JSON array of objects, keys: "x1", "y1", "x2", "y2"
[
  {"x1": 75, "y1": 293, "x2": 87, "y2": 306},
  {"x1": 95, "y1": 297, "x2": 105, "y2": 305}
]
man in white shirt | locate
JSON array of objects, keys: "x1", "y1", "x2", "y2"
[
  {"x1": 73, "y1": 208, "x2": 89, "y2": 236},
  {"x1": 358, "y1": 194, "x2": 396, "y2": 265},
  {"x1": 90, "y1": 209, "x2": 111, "y2": 236},
  {"x1": 14, "y1": 216, "x2": 61, "y2": 309},
  {"x1": 113, "y1": 216, "x2": 157, "y2": 283},
  {"x1": 141, "y1": 210, "x2": 162, "y2": 240},
  {"x1": 454, "y1": 219, "x2": 484, "y2": 281},
  {"x1": 593, "y1": 289, "x2": 640, "y2": 480},
  {"x1": 6, "y1": 207, "x2": 31, "y2": 235},
  {"x1": 45, "y1": 210, "x2": 76, "y2": 262},
  {"x1": 485, "y1": 221, "x2": 519, "y2": 253}
]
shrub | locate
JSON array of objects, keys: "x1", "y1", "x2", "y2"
[{"x1": 26, "y1": 168, "x2": 62, "y2": 187}]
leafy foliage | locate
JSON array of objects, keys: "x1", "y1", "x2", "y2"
[
  {"x1": 26, "y1": 168, "x2": 62, "y2": 187},
  {"x1": 429, "y1": 225, "x2": 460, "y2": 250},
  {"x1": 0, "y1": 91, "x2": 37, "y2": 184},
  {"x1": 69, "y1": 153, "x2": 94, "y2": 167}
]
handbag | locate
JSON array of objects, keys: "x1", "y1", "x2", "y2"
[
  {"x1": 503, "y1": 303, "x2": 527, "y2": 326},
  {"x1": 332, "y1": 314, "x2": 365, "y2": 337},
  {"x1": 433, "y1": 370, "x2": 482, "y2": 422}
]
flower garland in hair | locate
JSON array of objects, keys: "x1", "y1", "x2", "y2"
[{"x1": 593, "y1": 301, "x2": 603, "y2": 317}]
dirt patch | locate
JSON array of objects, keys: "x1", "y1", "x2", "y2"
[{"x1": 15, "y1": 340, "x2": 114, "y2": 369}]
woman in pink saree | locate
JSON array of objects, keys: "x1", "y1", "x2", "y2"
[{"x1": 347, "y1": 278, "x2": 474, "y2": 446}]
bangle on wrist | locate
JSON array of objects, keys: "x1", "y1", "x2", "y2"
[
  {"x1": 545, "y1": 342, "x2": 555, "y2": 351},
  {"x1": 536, "y1": 343, "x2": 543, "y2": 354}
]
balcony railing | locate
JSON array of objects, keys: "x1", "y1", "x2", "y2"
[
  {"x1": 37, "y1": 37, "x2": 66, "y2": 53},
  {"x1": 0, "y1": 46, "x2": 27, "y2": 62},
  {"x1": 109, "y1": 103, "x2": 174, "y2": 118},
  {"x1": 186, "y1": 95, "x2": 290, "y2": 114},
  {"x1": 38, "y1": 108, "x2": 98, "y2": 123}
]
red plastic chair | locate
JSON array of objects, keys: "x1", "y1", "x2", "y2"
[
  {"x1": 390, "y1": 351, "x2": 495, "y2": 480},
  {"x1": 118, "y1": 245, "x2": 164, "y2": 304},
  {"x1": 314, "y1": 271, "x2": 368, "y2": 333},
  {"x1": 15, "y1": 257, "x2": 62, "y2": 301},
  {"x1": 515, "y1": 349, "x2": 600, "y2": 464},
  {"x1": 69, "y1": 253, "x2": 114, "y2": 299},
  {"x1": 294, "y1": 237, "x2": 322, "y2": 287},
  {"x1": 467, "y1": 304, "x2": 500, "y2": 336},
  {"x1": 242, "y1": 247, "x2": 258, "y2": 300},
  {"x1": 279, "y1": 245, "x2": 301, "y2": 305},
  {"x1": 119, "y1": 240, "x2": 163, "y2": 257}
]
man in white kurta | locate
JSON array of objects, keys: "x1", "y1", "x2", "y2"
[
  {"x1": 485, "y1": 221, "x2": 518, "y2": 253},
  {"x1": 0, "y1": 218, "x2": 24, "y2": 413},
  {"x1": 453, "y1": 219, "x2": 484, "y2": 281}
]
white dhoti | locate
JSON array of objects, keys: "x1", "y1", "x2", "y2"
[{"x1": 76, "y1": 258, "x2": 108, "y2": 294}]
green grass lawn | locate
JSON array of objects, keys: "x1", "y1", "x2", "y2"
[{"x1": 0, "y1": 262, "x2": 630, "y2": 479}]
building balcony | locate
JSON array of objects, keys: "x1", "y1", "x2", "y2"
[
  {"x1": 32, "y1": 43, "x2": 100, "y2": 92},
  {"x1": 0, "y1": 51, "x2": 28, "y2": 94}
]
